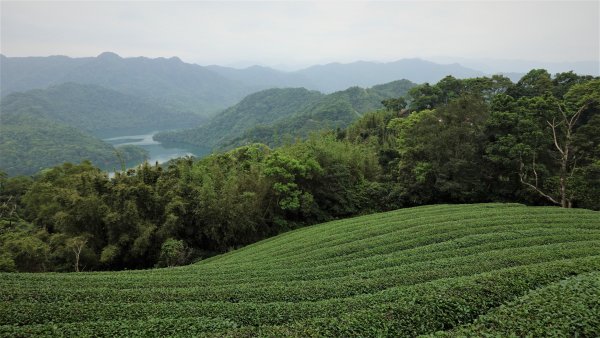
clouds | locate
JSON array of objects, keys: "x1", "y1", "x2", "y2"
[{"x1": 1, "y1": 1, "x2": 598, "y2": 68}]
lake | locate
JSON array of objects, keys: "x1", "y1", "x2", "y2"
[{"x1": 103, "y1": 131, "x2": 211, "y2": 172}]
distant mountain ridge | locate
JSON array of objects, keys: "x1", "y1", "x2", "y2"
[
  {"x1": 1, "y1": 53, "x2": 253, "y2": 116},
  {"x1": 207, "y1": 58, "x2": 486, "y2": 93},
  {"x1": 293, "y1": 58, "x2": 484, "y2": 92},
  {"x1": 2, "y1": 53, "x2": 489, "y2": 111},
  {"x1": 428, "y1": 56, "x2": 600, "y2": 77}
]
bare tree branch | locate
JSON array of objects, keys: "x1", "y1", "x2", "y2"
[
  {"x1": 547, "y1": 118, "x2": 565, "y2": 156},
  {"x1": 519, "y1": 161, "x2": 560, "y2": 206}
]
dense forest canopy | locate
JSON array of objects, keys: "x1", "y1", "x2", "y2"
[{"x1": 1, "y1": 69, "x2": 598, "y2": 273}]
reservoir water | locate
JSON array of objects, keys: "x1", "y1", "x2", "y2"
[{"x1": 103, "y1": 131, "x2": 211, "y2": 172}]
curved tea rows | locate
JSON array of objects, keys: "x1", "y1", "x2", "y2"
[
  {"x1": 431, "y1": 271, "x2": 600, "y2": 337},
  {"x1": 1, "y1": 203, "x2": 599, "y2": 337}
]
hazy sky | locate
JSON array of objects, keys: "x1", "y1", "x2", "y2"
[{"x1": 1, "y1": 1, "x2": 598, "y2": 68}]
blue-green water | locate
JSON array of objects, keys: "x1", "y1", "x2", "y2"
[{"x1": 103, "y1": 131, "x2": 210, "y2": 171}]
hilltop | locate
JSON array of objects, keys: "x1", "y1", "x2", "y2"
[{"x1": 1, "y1": 204, "x2": 598, "y2": 336}]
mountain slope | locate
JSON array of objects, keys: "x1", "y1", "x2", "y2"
[
  {"x1": 1, "y1": 53, "x2": 254, "y2": 115},
  {"x1": 0, "y1": 83, "x2": 204, "y2": 135},
  {"x1": 223, "y1": 79, "x2": 416, "y2": 148},
  {"x1": 154, "y1": 87, "x2": 324, "y2": 148},
  {"x1": 0, "y1": 111, "x2": 147, "y2": 176},
  {"x1": 1, "y1": 203, "x2": 598, "y2": 336},
  {"x1": 156, "y1": 79, "x2": 415, "y2": 149}
]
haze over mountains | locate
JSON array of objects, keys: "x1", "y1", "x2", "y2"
[
  {"x1": 1, "y1": 53, "x2": 484, "y2": 106},
  {"x1": 0, "y1": 53, "x2": 251, "y2": 116},
  {"x1": 429, "y1": 56, "x2": 600, "y2": 78}
]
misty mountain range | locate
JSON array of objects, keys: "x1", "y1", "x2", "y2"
[{"x1": 3, "y1": 52, "x2": 595, "y2": 117}]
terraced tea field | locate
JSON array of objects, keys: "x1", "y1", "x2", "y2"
[{"x1": 1, "y1": 203, "x2": 599, "y2": 337}]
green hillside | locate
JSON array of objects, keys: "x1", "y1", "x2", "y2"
[
  {"x1": 1, "y1": 203, "x2": 599, "y2": 337},
  {"x1": 0, "y1": 111, "x2": 147, "y2": 176},
  {"x1": 435, "y1": 271, "x2": 600, "y2": 337},
  {"x1": 154, "y1": 87, "x2": 324, "y2": 149},
  {"x1": 0, "y1": 83, "x2": 204, "y2": 134},
  {"x1": 155, "y1": 79, "x2": 416, "y2": 149},
  {"x1": 225, "y1": 80, "x2": 416, "y2": 148}
]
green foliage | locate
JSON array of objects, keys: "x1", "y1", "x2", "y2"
[
  {"x1": 485, "y1": 77, "x2": 600, "y2": 208},
  {"x1": 157, "y1": 238, "x2": 187, "y2": 267},
  {"x1": 0, "y1": 111, "x2": 148, "y2": 176},
  {"x1": 389, "y1": 95, "x2": 489, "y2": 204},
  {"x1": 0, "y1": 204, "x2": 598, "y2": 337},
  {"x1": 0, "y1": 83, "x2": 203, "y2": 134},
  {"x1": 0, "y1": 230, "x2": 49, "y2": 272},
  {"x1": 0, "y1": 253, "x2": 16, "y2": 272},
  {"x1": 228, "y1": 80, "x2": 415, "y2": 149},
  {"x1": 432, "y1": 272, "x2": 600, "y2": 337},
  {"x1": 155, "y1": 80, "x2": 416, "y2": 150},
  {"x1": 154, "y1": 88, "x2": 324, "y2": 149}
]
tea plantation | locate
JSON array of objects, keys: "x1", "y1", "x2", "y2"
[{"x1": 1, "y1": 203, "x2": 599, "y2": 337}]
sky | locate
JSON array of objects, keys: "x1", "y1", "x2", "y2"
[{"x1": 1, "y1": 1, "x2": 598, "y2": 70}]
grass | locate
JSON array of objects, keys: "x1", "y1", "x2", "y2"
[{"x1": 1, "y1": 203, "x2": 599, "y2": 337}]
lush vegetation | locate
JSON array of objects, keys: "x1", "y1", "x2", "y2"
[
  {"x1": 0, "y1": 136, "x2": 381, "y2": 271},
  {"x1": 155, "y1": 80, "x2": 416, "y2": 149},
  {"x1": 0, "y1": 111, "x2": 147, "y2": 176},
  {"x1": 1, "y1": 69, "x2": 598, "y2": 272},
  {"x1": 225, "y1": 80, "x2": 417, "y2": 148},
  {"x1": 1, "y1": 204, "x2": 599, "y2": 336},
  {"x1": 432, "y1": 271, "x2": 600, "y2": 337},
  {"x1": 0, "y1": 83, "x2": 204, "y2": 134},
  {"x1": 154, "y1": 87, "x2": 325, "y2": 149}
]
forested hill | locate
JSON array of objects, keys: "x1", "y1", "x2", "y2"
[
  {"x1": 155, "y1": 79, "x2": 416, "y2": 149},
  {"x1": 0, "y1": 83, "x2": 204, "y2": 134},
  {"x1": 154, "y1": 88, "x2": 324, "y2": 149},
  {"x1": 0, "y1": 53, "x2": 253, "y2": 116},
  {"x1": 223, "y1": 80, "x2": 416, "y2": 148},
  {"x1": 0, "y1": 111, "x2": 147, "y2": 176}
]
